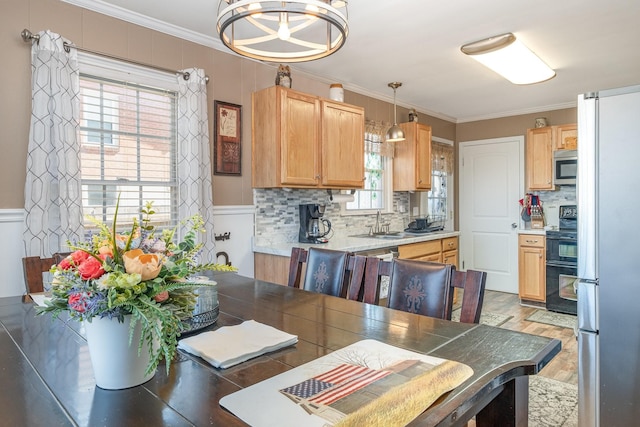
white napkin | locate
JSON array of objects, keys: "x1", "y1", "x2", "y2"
[
  {"x1": 29, "y1": 293, "x2": 50, "y2": 306},
  {"x1": 178, "y1": 320, "x2": 298, "y2": 369}
]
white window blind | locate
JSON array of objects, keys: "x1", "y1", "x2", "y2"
[{"x1": 78, "y1": 74, "x2": 178, "y2": 230}]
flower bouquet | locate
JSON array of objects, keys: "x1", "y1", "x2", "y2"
[{"x1": 37, "y1": 200, "x2": 236, "y2": 380}]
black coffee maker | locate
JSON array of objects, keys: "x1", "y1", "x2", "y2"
[{"x1": 299, "y1": 204, "x2": 332, "y2": 244}]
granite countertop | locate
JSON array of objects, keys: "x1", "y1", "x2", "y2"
[
  {"x1": 253, "y1": 230, "x2": 461, "y2": 257},
  {"x1": 518, "y1": 228, "x2": 546, "y2": 236}
]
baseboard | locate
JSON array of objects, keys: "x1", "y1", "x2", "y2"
[{"x1": 520, "y1": 299, "x2": 547, "y2": 309}]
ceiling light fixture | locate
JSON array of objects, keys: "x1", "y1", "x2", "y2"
[
  {"x1": 217, "y1": 1, "x2": 349, "y2": 63},
  {"x1": 460, "y1": 33, "x2": 555, "y2": 85},
  {"x1": 386, "y1": 82, "x2": 405, "y2": 142}
]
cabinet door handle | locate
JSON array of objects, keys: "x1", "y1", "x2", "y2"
[{"x1": 525, "y1": 239, "x2": 539, "y2": 244}]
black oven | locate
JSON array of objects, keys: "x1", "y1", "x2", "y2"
[{"x1": 545, "y1": 205, "x2": 578, "y2": 315}]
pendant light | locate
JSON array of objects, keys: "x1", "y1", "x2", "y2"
[{"x1": 386, "y1": 82, "x2": 405, "y2": 142}]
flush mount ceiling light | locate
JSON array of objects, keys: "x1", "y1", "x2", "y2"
[
  {"x1": 386, "y1": 82, "x2": 405, "y2": 142},
  {"x1": 461, "y1": 33, "x2": 555, "y2": 85},
  {"x1": 217, "y1": 0, "x2": 348, "y2": 63}
]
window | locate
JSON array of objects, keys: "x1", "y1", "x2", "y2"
[
  {"x1": 426, "y1": 139, "x2": 454, "y2": 230},
  {"x1": 343, "y1": 132, "x2": 393, "y2": 214},
  {"x1": 78, "y1": 55, "x2": 179, "y2": 231}
]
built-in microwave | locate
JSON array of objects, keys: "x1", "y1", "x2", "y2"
[{"x1": 554, "y1": 150, "x2": 577, "y2": 185}]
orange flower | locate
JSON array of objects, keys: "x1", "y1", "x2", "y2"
[{"x1": 123, "y1": 249, "x2": 163, "y2": 281}]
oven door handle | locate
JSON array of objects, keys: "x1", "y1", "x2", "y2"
[{"x1": 546, "y1": 260, "x2": 578, "y2": 268}]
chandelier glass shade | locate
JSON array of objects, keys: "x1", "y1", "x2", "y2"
[{"x1": 217, "y1": 0, "x2": 349, "y2": 63}]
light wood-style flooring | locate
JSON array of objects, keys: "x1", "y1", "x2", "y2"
[{"x1": 482, "y1": 290, "x2": 578, "y2": 386}]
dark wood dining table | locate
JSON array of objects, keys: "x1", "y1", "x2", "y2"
[{"x1": 0, "y1": 272, "x2": 560, "y2": 426}]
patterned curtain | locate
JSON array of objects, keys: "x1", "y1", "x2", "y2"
[
  {"x1": 176, "y1": 69, "x2": 216, "y2": 262},
  {"x1": 365, "y1": 120, "x2": 394, "y2": 157},
  {"x1": 432, "y1": 141, "x2": 454, "y2": 174},
  {"x1": 23, "y1": 30, "x2": 84, "y2": 257}
]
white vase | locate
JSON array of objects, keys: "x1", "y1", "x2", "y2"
[{"x1": 84, "y1": 314, "x2": 157, "y2": 390}]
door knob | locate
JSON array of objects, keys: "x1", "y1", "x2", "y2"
[{"x1": 511, "y1": 222, "x2": 518, "y2": 229}]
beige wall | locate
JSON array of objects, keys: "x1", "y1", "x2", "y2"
[{"x1": 0, "y1": 0, "x2": 573, "y2": 211}]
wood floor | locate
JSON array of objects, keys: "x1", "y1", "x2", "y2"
[{"x1": 481, "y1": 290, "x2": 578, "y2": 386}]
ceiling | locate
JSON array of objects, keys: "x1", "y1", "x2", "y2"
[{"x1": 65, "y1": 0, "x2": 640, "y2": 122}]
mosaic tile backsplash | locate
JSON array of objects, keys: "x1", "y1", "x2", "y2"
[{"x1": 254, "y1": 188, "x2": 412, "y2": 245}]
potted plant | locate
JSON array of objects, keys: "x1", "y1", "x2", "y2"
[{"x1": 37, "y1": 199, "x2": 236, "y2": 389}]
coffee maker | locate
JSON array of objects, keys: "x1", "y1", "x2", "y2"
[{"x1": 299, "y1": 204, "x2": 332, "y2": 244}]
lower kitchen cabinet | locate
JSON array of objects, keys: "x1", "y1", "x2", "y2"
[
  {"x1": 518, "y1": 234, "x2": 546, "y2": 302},
  {"x1": 254, "y1": 253, "x2": 291, "y2": 286}
]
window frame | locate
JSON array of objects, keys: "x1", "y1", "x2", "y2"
[
  {"x1": 77, "y1": 53, "x2": 180, "y2": 230},
  {"x1": 340, "y1": 150, "x2": 394, "y2": 216}
]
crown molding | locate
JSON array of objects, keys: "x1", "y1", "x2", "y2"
[
  {"x1": 456, "y1": 100, "x2": 577, "y2": 123},
  {"x1": 61, "y1": 0, "x2": 220, "y2": 49}
]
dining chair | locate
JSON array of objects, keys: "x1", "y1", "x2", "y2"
[
  {"x1": 288, "y1": 247, "x2": 362, "y2": 298},
  {"x1": 346, "y1": 255, "x2": 392, "y2": 305},
  {"x1": 362, "y1": 258, "x2": 487, "y2": 324},
  {"x1": 386, "y1": 258, "x2": 455, "y2": 318},
  {"x1": 22, "y1": 253, "x2": 66, "y2": 294}
]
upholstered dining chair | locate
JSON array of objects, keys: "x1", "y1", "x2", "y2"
[
  {"x1": 359, "y1": 257, "x2": 487, "y2": 324},
  {"x1": 288, "y1": 247, "x2": 363, "y2": 298},
  {"x1": 386, "y1": 258, "x2": 455, "y2": 319}
]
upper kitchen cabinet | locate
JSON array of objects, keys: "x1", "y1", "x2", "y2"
[
  {"x1": 555, "y1": 124, "x2": 578, "y2": 150},
  {"x1": 393, "y1": 122, "x2": 432, "y2": 191},
  {"x1": 252, "y1": 86, "x2": 365, "y2": 189},
  {"x1": 526, "y1": 127, "x2": 554, "y2": 190},
  {"x1": 526, "y1": 123, "x2": 577, "y2": 190}
]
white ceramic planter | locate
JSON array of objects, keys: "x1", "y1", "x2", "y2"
[{"x1": 84, "y1": 315, "x2": 156, "y2": 390}]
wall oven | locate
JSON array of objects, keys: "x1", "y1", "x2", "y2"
[{"x1": 546, "y1": 205, "x2": 578, "y2": 315}]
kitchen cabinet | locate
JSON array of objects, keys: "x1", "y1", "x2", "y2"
[
  {"x1": 555, "y1": 124, "x2": 578, "y2": 150},
  {"x1": 398, "y1": 237, "x2": 459, "y2": 267},
  {"x1": 254, "y1": 253, "x2": 291, "y2": 286},
  {"x1": 252, "y1": 86, "x2": 365, "y2": 189},
  {"x1": 393, "y1": 122, "x2": 432, "y2": 191},
  {"x1": 441, "y1": 237, "x2": 459, "y2": 268},
  {"x1": 518, "y1": 234, "x2": 546, "y2": 302},
  {"x1": 526, "y1": 123, "x2": 578, "y2": 190},
  {"x1": 526, "y1": 127, "x2": 554, "y2": 190}
]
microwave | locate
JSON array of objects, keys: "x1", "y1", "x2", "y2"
[{"x1": 554, "y1": 150, "x2": 577, "y2": 185}]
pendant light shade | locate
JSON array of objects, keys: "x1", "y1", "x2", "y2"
[
  {"x1": 386, "y1": 82, "x2": 405, "y2": 142},
  {"x1": 217, "y1": 1, "x2": 349, "y2": 63}
]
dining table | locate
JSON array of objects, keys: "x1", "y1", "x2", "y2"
[{"x1": 0, "y1": 271, "x2": 561, "y2": 426}]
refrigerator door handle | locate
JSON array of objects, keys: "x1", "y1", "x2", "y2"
[
  {"x1": 578, "y1": 330, "x2": 599, "y2": 427},
  {"x1": 577, "y1": 280, "x2": 598, "y2": 332}
]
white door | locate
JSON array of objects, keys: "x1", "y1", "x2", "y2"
[{"x1": 459, "y1": 137, "x2": 524, "y2": 293}]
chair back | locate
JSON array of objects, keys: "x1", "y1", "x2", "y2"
[
  {"x1": 346, "y1": 256, "x2": 392, "y2": 305},
  {"x1": 22, "y1": 253, "x2": 68, "y2": 294},
  {"x1": 386, "y1": 258, "x2": 454, "y2": 318},
  {"x1": 287, "y1": 247, "x2": 355, "y2": 298},
  {"x1": 450, "y1": 269, "x2": 487, "y2": 323}
]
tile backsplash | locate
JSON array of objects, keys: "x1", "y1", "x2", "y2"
[
  {"x1": 534, "y1": 185, "x2": 576, "y2": 228},
  {"x1": 253, "y1": 188, "x2": 411, "y2": 245}
]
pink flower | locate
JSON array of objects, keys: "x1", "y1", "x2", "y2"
[
  {"x1": 77, "y1": 256, "x2": 105, "y2": 280},
  {"x1": 68, "y1": 293, "x2": 89, "y2": 312},
  {"x1": 154, "y1": 291, "x2": 169, "y2": 303},
  {"x1": 59, "y1": 250, "x2": 90, "y2": 270}
]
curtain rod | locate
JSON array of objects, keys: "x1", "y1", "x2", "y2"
[{"x1": 21, "y1": 29, "x2": 209, "y2": 84}]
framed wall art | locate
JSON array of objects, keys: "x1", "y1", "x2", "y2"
[{"x1": 213, "y1": 100, "x2": 242, "y2": 175}]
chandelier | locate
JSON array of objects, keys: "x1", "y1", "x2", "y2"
[{"x1": 217, "y1": 1, "x2": 349, "y2": 63}]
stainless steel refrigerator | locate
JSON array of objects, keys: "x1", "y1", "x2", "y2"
[{"x1": 577, "y1": 84, "x2": 640, "y2": 427}]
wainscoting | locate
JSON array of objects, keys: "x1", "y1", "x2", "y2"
[
  {"x1": 1, "y1": 206, "x2": 255, "y2": 298},
  {"x1": 0, "y1": 209, "x2": 26, "y2": 297}
]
